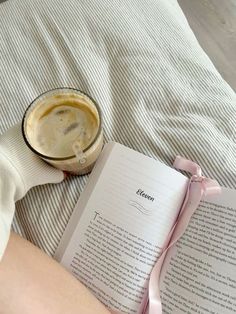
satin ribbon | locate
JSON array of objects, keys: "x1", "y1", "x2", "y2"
[{"x1": 144, "y1": 156, "x2": 221, "y2": 314}]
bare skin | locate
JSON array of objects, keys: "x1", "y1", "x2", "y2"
[{"x1": 0, "y1": 232, "x2": 111, "y2": 314}]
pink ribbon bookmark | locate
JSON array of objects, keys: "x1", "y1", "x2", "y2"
[{"x1": 144, "y1": 156, "x2": 221, "y2": 314}]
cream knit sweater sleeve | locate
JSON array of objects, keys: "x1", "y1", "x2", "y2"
[{"x1": 0, "y1": 124, "x2": 64, "y2": 260}]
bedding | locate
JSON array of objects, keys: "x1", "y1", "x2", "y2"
[{"x1": 0, "y1": 0, "x2": 236, "y2": 256}]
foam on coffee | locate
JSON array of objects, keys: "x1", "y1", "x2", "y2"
[{"x1": 25, "y1": 93, "x2": 100, "y2": 158}]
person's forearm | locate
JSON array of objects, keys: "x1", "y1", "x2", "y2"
[
  {"x1": 0, "y1": 153, "x2": 24, "y2": 260},
  {"x1": 0, "y1": 232, "x2": 111, "y2": 314},
  {"x1": 0, "y1": 124, "x2": 64, "y2": 260}
]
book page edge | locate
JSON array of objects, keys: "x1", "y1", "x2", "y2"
[{"x1": 54, "y1": 141, "x2": 117, "y2": 261}]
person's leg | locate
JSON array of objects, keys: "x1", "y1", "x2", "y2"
[{"x1": 0, "y1": 232, "x2": 111, "y2": 314}]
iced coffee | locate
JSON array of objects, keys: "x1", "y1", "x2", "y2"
[{"x1": 22, "y1": 88, "x2": 103, "y2": 175}]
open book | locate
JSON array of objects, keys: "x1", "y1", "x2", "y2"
[{"x1": 55, "y1": 142, "x2": 236, "y2": 314}]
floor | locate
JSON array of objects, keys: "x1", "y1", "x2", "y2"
[
  {"x1": 0, "y1": 0, "x2": 235, "y2": 91},
  {"x1": 178, "y1": 0, "x2": 236, "y2": 91}
]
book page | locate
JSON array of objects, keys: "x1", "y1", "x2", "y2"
[
  {"x1": 160, "y1": 187, "x2": 236, "y2": 314},
  {"x1": 55, "y1": 142, "x2": 188, "y2": 314}
]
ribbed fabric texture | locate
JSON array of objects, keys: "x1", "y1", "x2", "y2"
[
  {"x1": 0, "y1": 124, "x2": 64, "y2": 259},
  {"x1": 0, "y1": 152, "x2": 23, "y2": 259},
  {"x1": 0, "y1": 124, "x2": 64, "y2": 194},
  {"x1": 0, "y1": 0, "x2": 236, "y2": 257}
]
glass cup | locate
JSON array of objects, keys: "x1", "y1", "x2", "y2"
[{"x1": 22, "y1": 88, "x2": 103, "y2": 175}]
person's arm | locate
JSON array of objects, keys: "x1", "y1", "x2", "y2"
[
  {"x1": 0, "y1": 124, "x2": 110, "y2": 314},
  {"x1": 0, "y1": 232, "x2": 111, "y2": 314},
  {"x1": 0, "y1": 124, "x2": 64, "y2": 260}
]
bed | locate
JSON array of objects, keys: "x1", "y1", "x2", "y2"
[{"x1": 0, "y1": 0, "x2": 236, "y2": 256}]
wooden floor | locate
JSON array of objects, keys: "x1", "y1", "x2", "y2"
[
  {"x1": 178, "y1": 0, "x2": 236, "y2": 91},
  {"x1": 1, "y1": 0, "x2": 235, "y2": 91}
]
